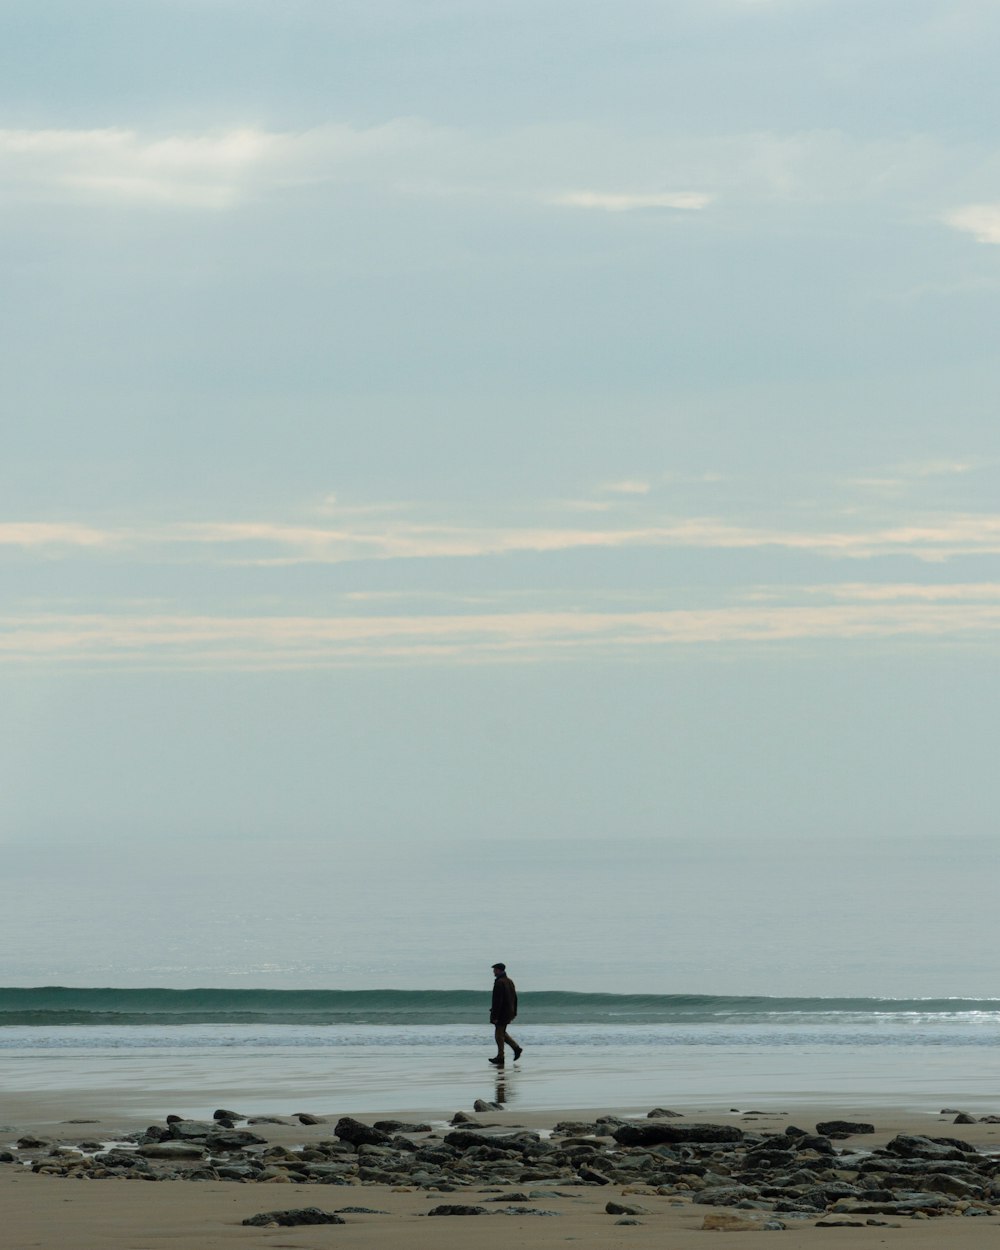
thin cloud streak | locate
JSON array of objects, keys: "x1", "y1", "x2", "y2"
[
  {"x1": 167, "y1": 514, "x2": 1000, "y2": 564},
  {"x1": 6, "y1": 513, "x2": 1000, "y2": 564},
  {"x1": 5, "y1": 121, "x2": 997, "y2": 218},
  {"x1": 5, "y1": 596, "x2": 1000, "y2": 671},
  {"x1": 548, "y1": 191, "x2": 714, "y2": 212},
  {"x1": 0, "y1": 522, "x2": 119, "y2": 549}
]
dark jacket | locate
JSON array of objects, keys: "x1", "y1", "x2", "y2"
[{"x1": 490, "y1": 975, "x2": 517, "y2": 1024}]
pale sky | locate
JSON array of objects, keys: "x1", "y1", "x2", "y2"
[{"x1": 2, "y1": 2, "x2": 1000, "y2": 988}]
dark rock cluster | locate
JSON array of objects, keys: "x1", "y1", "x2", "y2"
[{"x1": 6, "y1": 1107, "x2": 1000, "y2": 1225}]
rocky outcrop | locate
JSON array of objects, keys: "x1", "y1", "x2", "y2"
[{"x1": 7, "y1": 1106, "x2": 1000, "y2": 1225}]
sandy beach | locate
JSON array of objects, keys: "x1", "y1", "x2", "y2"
[{"x1": 5, "y1": 1092, "x2": 1000, "y2": 1250}]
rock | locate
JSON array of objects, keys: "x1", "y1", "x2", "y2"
[
  {"x1": 139, "y1": 1142, "x2": 207, "y2": 1159},
  {"x1": 578, "y1": 1164, "x2": 612, "y2": 1185},
  {"x1": 242, "y1": 1207, "x2": 346, "y2": 1226},
  {"x1": 167, "y1": 1120, "x2": 217, "y2": 1140},
  {"x1": 450, "y1": 1112, "x2": 479, "y2": 1125},
  {"x1": 204, "y1": 1129, "x2": 267, "y2": 1150},
  {"x1": 492, "y1": 1206, "x2": 560, "y2": 1216},
  {"x1": 474, "y1": 1099, "x2": 502, "y2": 1112},
  {"x1": 443, "y1": 1130, "x2": 494, "y2": 1150},
  {"x1": 698, "y1": 1185, "x2": 765, "y2": 1207},
  {"x1": 100, "y1": 1149, "x2": 149, "y2": 1170},
  {"x1": 372, "y1": 1120, "x2": 432, "y2": 1134},
  {"x1": 831, "y1": 1195, "x2": 954, "y2": 1216},
  {"x1": 954, "y1": 1113, "x2": 978, "y2": 1125},
  {"x1": 247, "y1": 1116, "x2": 294, "y2": 1125},
  {"x1": 613, "y1": 1122, "x2": 743, "y2": 1146},
  {"x1": 885, "y1": 1135, "x2": 974, "y2": 1161},
  {"x1": 646, "y1": 1108, "x2": 684, "y2": 1118},
  {"x1": 213, "y1": 1108, "x2": 244, "y2": 1121},
  {"x1": 334, "y1": 1117, "x2": 393, "y2": 1147},
  {"x1": 427, "y1": 1204, "x2": 488, "y2": 1215},
  {"x1": 921, "y1": 1173, "x2": 981, "y2": 1198},
  {"x1": 296, "y1": 1113, "x2": 326, "y2": 1125},
  {"x1": 16, "y1": 1136, "x2": 48, "y2": 1149},
  {"x1": 744, "y1": 1148, "x2": 797, "y2": 1171},
  {"x1": 816, "y1": 1121, "x2": 875, "y2": 1137},
  {"x1": 701, "y1": 1212, "x2": 768, "y2": 1231},
  {"x1": 606, "y1": 1201, "x2": 648, "y2": 1215}
]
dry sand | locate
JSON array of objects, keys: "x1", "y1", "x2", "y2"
[{"x1": 4, "y1": 1097, "x2": 1000, "y2": 1249}]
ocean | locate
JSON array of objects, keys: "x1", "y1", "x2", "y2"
[{"x1": 3, "y1": 988, "x2": 999, "y2": 1121}]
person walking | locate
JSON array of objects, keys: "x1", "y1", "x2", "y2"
[{"x1": 489, "y1": 962, "x2": 522, "y2": 1066}]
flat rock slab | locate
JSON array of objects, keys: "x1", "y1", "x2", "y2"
[
  {"x1": 886, "y1": 1134, "x2": 976, "y2": 1160},
  {"x1": 613, "y1": 1122, "x2": 744, "y2": 1146},
  {"x1": 243, "y1": 1208, "x2": 347, "y2": 1227},
  {"x1": 816, "y1": 1121, "x2": 875, "y2": 1137},
  {"x1": 492, "y1": 1207, "x2": 560, "y2": 1216},
  {"x1": 427, "y1": 1205, "x2": 489, "y2": 1216}
]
